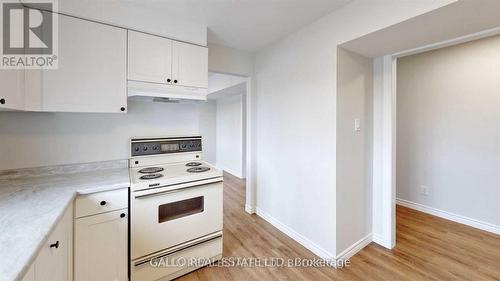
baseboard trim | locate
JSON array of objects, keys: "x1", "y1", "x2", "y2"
[
  {"x1": 335, "y1": 233, "x2": 372, "y2": 260},
  {"x1": 245, "y1": 204, "x2": 256, "y2": 214},
  {"x1": 396, "y1": 198, "x2": 500, "y2": 235},
  {"x1": 255, "y1": 207, "x2": 335, "y2": 259}
]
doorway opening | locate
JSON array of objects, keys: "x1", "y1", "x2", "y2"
[
  {"x1": 339, "y1": 21, "x2": 500, "y2": 251},
  {"x1": 203, "y1": 71, "x2": 253, "y2": 213},
  {"x1": 394, "y1": 34, "x2": 500, "y2": 234},
  {"x1": 372, "y1": 29, "x2": 500, "y2": 249}
]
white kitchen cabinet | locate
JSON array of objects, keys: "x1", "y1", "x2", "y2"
[
  {"x1": 0, "y1": 69, "x2": 25, "y2": 110},
  {"x1": 128, "y1": 30, "x2": 173, "y2": 85},
  {"x1": 75, "y1": 188, "x2": 128, "y2": 218},
  {"x1": 29, "y1": 12, "x2": 127, "y2": 113},
  {"x1": 172, "y1": 41, "x2": 208, "y2": 88},
  {"x1": 20, "y1": 264, "x2": 35, "y2": 281},
  {"x1": 74, "y1": 209, "x2": 128, "y2": 281},
  {"x1": 127, "y1": 30, "x2": 208, "y2": 90},
  {"x1": 35, "y1": 204, "x2": 73, "y2": 281}
]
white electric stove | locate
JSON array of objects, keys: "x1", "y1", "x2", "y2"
[
  {"x1": 130, "y1": 161, "x2": 222, "y2": 192},
  {"x1": 129, "y1": 136, "x2": 223, "y2": 281}
]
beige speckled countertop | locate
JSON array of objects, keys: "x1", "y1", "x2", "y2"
[{"x1": 0, "y1": 160, "x2": 130, "y2": 281}]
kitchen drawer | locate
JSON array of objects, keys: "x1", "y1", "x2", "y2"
[
  {"x1": 75, "y1": 188, "x2": 128, "y2": 218},
  {"x1": 131, "y1": 234, "x2": 222, "y2": 281}
]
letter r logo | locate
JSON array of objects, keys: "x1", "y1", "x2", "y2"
[{"x1": 2, "y1": 2, "x2": 53, "y2": 55}]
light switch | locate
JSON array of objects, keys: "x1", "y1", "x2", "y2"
[{"x1": 354, "y1": 118, "x2": 361, "y2": 132}]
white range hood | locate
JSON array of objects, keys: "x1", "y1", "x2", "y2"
[{"x1": 128, "y1": 81, "x2": 208, "y2": 101}]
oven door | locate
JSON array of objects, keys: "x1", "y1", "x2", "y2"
[{"x1": 131, "y1": 178, "x2": 223, "y2": 260}]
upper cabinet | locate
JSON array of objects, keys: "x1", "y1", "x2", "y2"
[
  {"x1": 172, "y1": 41, "x2": 208, "y2": 89},
  {"x1": 128, "y1": 31, "x2": 173, "y2": 85},
  {"x1": 0, "y1": 11, "x2": 208, "y2": 112},
  {"x1": 127, "y1": 31, "x2": 208, "y2": 100},
  {"x1": 1, "y1": 12, "x2": 127, "y2": 113},
  {"x1": 0, "y1": 69, "x2": 25, "y2": 111},
  {"x1": 35, "y1": 13, "x2": 127, "y2": 113}
]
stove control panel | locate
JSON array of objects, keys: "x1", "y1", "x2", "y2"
[{"x1": 131, "y1": 137, "x2": 202, "y2": 157}]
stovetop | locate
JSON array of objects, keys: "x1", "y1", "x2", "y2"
[{"x1": 129, "y1": 161, "x2": 222, "y2": 192}]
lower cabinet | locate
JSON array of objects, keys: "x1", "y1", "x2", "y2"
[
  {"x1": 74, "y1": 209, "x2": 128, "y2": 281},
  {"x1": 36, "y1": 203, "x2": 73, "y2": 281},
  {"x1": 21, "y1": 204, "x2": 73, "y2": 281},
  {"x1": 20, "y1": 264, "x2": 34, "y2": 281},
  {"x1": 20, "y1": 189, "x2": 129, "y2": 281}
]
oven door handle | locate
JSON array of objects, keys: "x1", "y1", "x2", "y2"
[
  {"x1": 134, "y1": 178, "x2": 223, "y2": 199},
  {"x1": 133, "y1": 231, "x2": 223, "y2": 267}
]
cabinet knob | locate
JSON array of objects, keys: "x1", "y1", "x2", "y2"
[
  {"x1": 167, "y1": 78, "x2": 171, "y2": 83},
  {"x1": 50, "y1": 241, "x2": 59, "y2": 249},
  {"x1": 0, "y1": 98, "x2": 5, "y2": 105},
  {"x1": 120, "y1": 213, "x2": 126, "y2": 218},
  {"x1": 120, "y1": 107, "x2": 126, "y2": 112},
  {"x1": 173, "y1": 80, "x2": 178, "y2": 84},
  {"x1": 100, "y1": 200, "x2": 107, "y2": 206}
]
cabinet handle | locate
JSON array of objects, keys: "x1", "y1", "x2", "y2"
[
  {"x1": 0, "y1": 98, "x2": 5, "y2": 105},
  {"x1": 120, "y1": 213, "x2": 126, "y2": 218},
  {"x1": 100, "y1": 200, "x2": 107, "y2": 206},
  {"x1": 173, "y1": 80, "x2": 178, "y2": 84},
  {"x1": 50, "y1": 241, "x2": 59, "y2": 249},
  {"x1": 120, "y1": 107, "x2": 126, "y2": 112},
  {"x1": 167, "y1": 78, "x2": 171, "y2": 83}
]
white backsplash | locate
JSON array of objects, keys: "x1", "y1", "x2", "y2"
[{"x1": 0, "y1": 100, "x2": 216, "y2": 170}]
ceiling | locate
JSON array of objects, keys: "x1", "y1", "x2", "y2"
[
  {"x1": 341, "y1": 0, "x2": 500, "y2": 58},
  {"x1": 123, "y1": 0, "x2": 352, "y2": 52}
]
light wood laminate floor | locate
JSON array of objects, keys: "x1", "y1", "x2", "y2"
[{"x1": 177, "y1": 172, "x2": 500, "y2": 280}]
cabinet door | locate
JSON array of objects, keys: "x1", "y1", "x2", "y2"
[
  {"x1": 172, "y1": 41, "x2": 208, "y2": 89},
  {"x1": 75, "y1": 209, "x2": 128, "y2": 281},
  {"x1": 21, "y1": 264, "x2": 35, "y2": 281},
  {"x1": 35, "y1": 205, "x2": 72, "y2": 281},
  {"x1": 41, "y1": 13, "x2": 127, "y2": 113},
  {"x1": 128, "y1": 30, "x2": 172, "y2": 84},
  {"x1": 0, "y1": 69, "x2": 25, "y2": 110}
]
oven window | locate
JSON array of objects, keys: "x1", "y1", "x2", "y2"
[{"x1": 158, "y1": 196, "x2": 204, "y2": 223}]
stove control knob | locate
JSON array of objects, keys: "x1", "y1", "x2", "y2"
[
  {"x1": 153, "y1": 146, "x2": 158, "y2": 150},
  {"x1": 143, "y1": 147, "x2": 148, "y2": 151},
  {"x1": 134, "y1": 147, "x2": 139, "y2": 152},
  {"x1": 181, "y1": 144, "x2": 187, "y2": 149}
]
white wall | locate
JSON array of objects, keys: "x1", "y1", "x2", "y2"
[
  {"x1": 336, "y1": 48, "x2": 373, "y2": 255},
  {"x1": 208, "y1": 43, "x2": 254, "y2": 76},
  {"x1": 208, "y1": 73, "x2": 247, "y2": 94},
  {"x1": 241, "y1": 93, "x2": 247, "y2": 179},
  {"x1": 0, "y1": 101, "x2": 216, "y2": 170},
  {"x1": 207, "y1": 41, "x2": 255, "y2": 210},
  {"x1": 253, "y1": 0, "x2": 455, "y2": 257},
  {"x1": 215, "y1": 94, "x2": 245, "y2": 178},
  {"x1": 370, "y1": 56, "x2": 396, "y2": 248},
  {"x1": 396, "y1": 35, "x2": 500, "y2": 227},
  {"x1": 198, "y1": 100, "x2": 217, "y2": 165}
]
